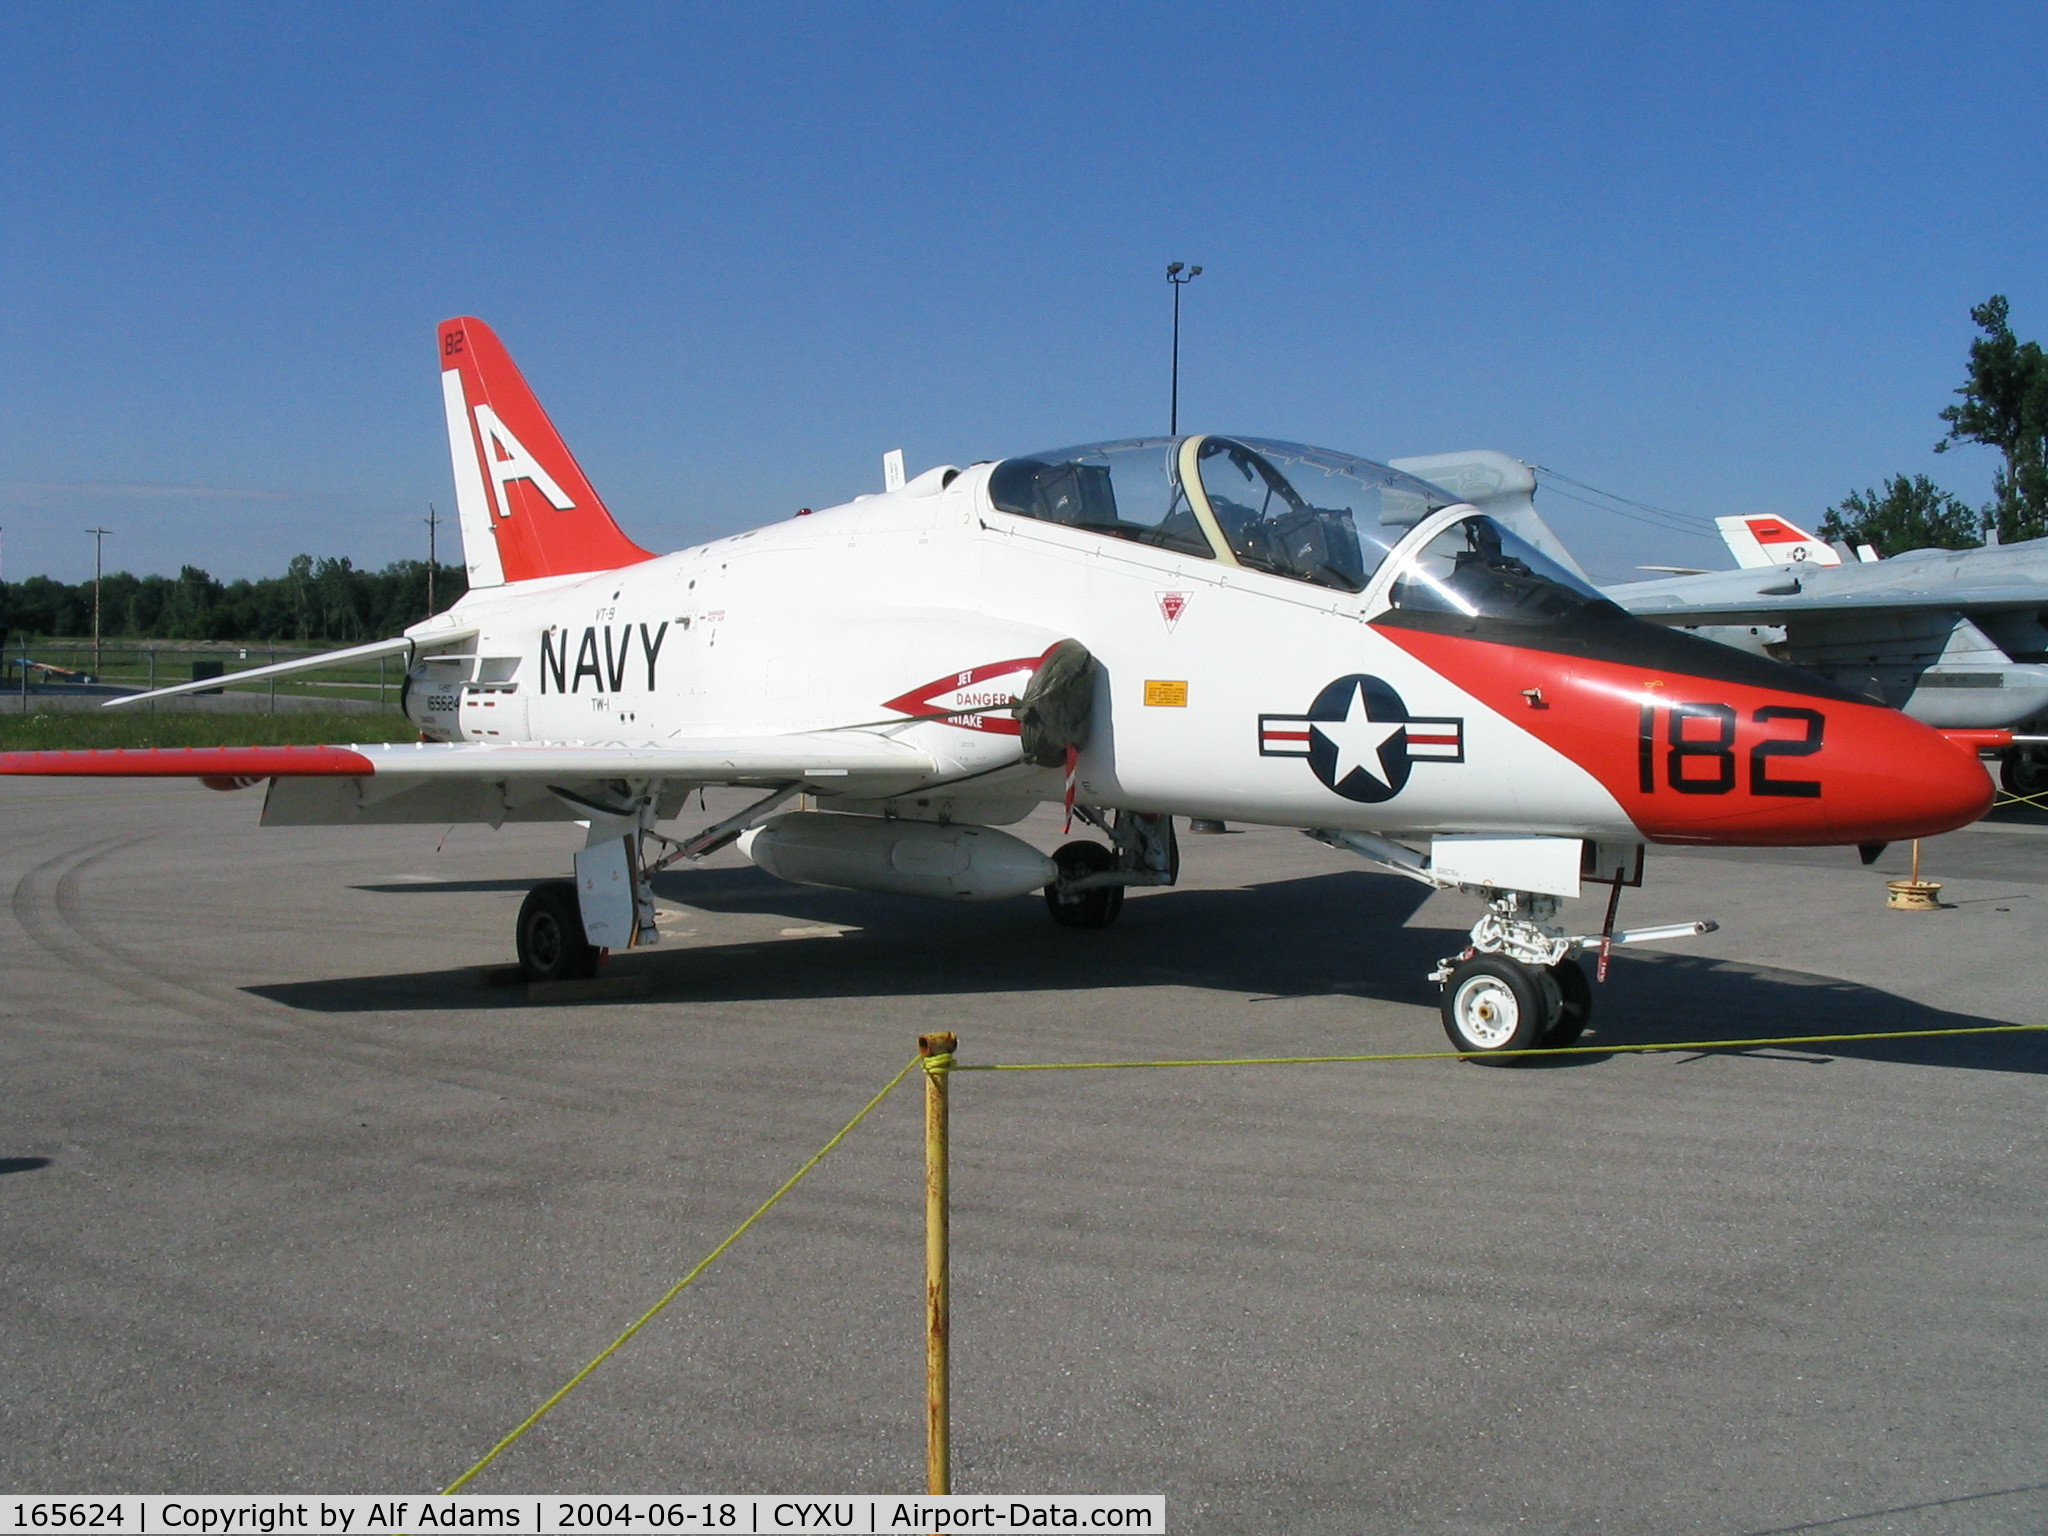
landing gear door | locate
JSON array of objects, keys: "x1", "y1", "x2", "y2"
[{"x1": 573, "y1": 837, "x2": 638, "y2": 949}]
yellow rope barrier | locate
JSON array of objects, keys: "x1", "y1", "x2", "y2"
[
  {"x1": 443, "y1": 1053, "x2": 923, "y2": 1494},
  {"x1": 941, "y1": 1023, "x2": 2047, "y2": 1073},
  {"x1": 443, "y1": 1022, "x2": 2043, "y2": 1491},
  {"x1": 1993, "y1": 789, "x2": 2048, "y2": 811}
]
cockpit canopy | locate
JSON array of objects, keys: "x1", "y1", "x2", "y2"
[{"x1": 988, "y1": 436, "x2": 1460, "y2": 593}]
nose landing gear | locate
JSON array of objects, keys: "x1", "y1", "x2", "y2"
[
  {"x1": 1433, "y1": 890, "x2": 1581, "y2": 1059},
  {"x1": 1431, "y1": 890, "x2": 1710, "y2": 1062},
  {"x1": 1306, "y1": 831, "x2": 1715, "y2": 1063}
]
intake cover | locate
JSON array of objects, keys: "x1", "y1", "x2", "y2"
[{"x1": 1015, "y1": 639, "x2": 1098, "y2": 767}]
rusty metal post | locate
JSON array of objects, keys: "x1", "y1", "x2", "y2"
[{"x1": 920, "y1": 1031, "x2": 955, "y2": 1495}]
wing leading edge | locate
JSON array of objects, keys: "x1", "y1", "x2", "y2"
[{"x1": 0, "y1": 735, "x2": 940, "y2": 826}]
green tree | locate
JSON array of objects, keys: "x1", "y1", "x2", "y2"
[
  {"x1": 0, "y1": 557, "x2": 465, "y2": 643},
  {"x1": 1818, "y1": 474, "x2": 1980, "y2": 555},
  {"x1": 1936, "y1": 294, "x2": 2048, "y2": 542}
]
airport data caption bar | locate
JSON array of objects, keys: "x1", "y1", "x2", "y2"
[{"x1": 2, "y1": 1500, "x2": 1163, "y2": 1535}]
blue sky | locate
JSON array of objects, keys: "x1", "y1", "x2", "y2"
[{"x1": 2, "y1": 1, "x2": 2043, "y2": 585}]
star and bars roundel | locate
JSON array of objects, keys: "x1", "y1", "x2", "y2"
[{"x1": 1258, "y1": 674, "x2": 1464, "y2": 802}]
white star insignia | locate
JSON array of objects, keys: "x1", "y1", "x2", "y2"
[{"x1": 1311, "y1": 681, "x2": 1404, "y2": 788}]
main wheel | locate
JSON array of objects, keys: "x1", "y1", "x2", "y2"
[
  {"x1": 1543, "y1": 956, "x2": 1593, "y2": 1047},
  {"x1": 517, "y1": 879, "x2": 599, "y2": 983},
  {"x1": 2000, "y1": 748, "x2": 2048, "y2": 798},
  {"x1": 1440, "y1": 955, "x2": 1557, "y2": 1060},
  {"x1": 1044, "y1": 840, "x2": 1125, "y2": 929}
]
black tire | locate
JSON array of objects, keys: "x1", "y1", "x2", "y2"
[
  {"x1": 2000, "y1": 748, "x2": 2048, "y2": 798},
  {"x1": 1044, "y1": 840, "x2": 1125, "y2": 928},
  {"x1": 1543, "y1": 956, "x2": 1593, "y2": 1047},
  {"x1": 517, "y1": 879, "x2": 599, "y2": 983},
  {"x1": 1439, "y1": 955, "x2": 1557, "y2": 1061}
]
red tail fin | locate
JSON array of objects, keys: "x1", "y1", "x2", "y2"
[{"x1": 438, "y1": 317, "x2": 654, "y2": 586}]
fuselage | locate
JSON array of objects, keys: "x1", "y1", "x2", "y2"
[{"x1": 405, "y1": 447, "x2": 1992, "y2": 848}]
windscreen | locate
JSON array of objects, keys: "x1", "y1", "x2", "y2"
[{"x1": 1386, "y1": 515, "x2": 1622, "y2": 624}]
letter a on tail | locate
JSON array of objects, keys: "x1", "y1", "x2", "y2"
[{"x1": 439, "y1": 316, "x2": 654, "y2": 587}]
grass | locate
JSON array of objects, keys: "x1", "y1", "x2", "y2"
[{"x1": 0, "y1": 710, "x2": 422, "y2": 751}]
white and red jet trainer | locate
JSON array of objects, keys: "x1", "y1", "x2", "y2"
[{"x1": 0, "y1": 317, "x2": 1995, "y2": 1057}]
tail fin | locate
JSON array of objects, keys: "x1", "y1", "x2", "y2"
[
  {"x1": 1715, "y1": 513, "x2": 1841, "y2": 570},
  {"x1": 438, "y1": 317, "x2": 654, "y2": 587}
]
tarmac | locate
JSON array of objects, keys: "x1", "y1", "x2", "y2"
[{"x1": 2, "y1": 778, "x2": 2044, "y2": 1533}]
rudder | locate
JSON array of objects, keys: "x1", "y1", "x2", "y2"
[{"x1": 439, "y1": 317, "x2": 654, "y2": 587}]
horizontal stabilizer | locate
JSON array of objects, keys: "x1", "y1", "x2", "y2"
[{"x1": 99, "y1": 632, "x2": 476, "y2": 709}]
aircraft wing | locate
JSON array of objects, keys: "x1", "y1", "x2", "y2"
[
  {"x1": 0, "y1": 734, "x2": 941, "y2": 825},
  {"x1": 1623, "y1": 583, "x2": 2048, "y2": 626}
]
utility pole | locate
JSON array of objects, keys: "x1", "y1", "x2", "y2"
[
  {"x1": 425, "y1": 503, "x2": 441, "y2": 617},
  {"x1": 86, "y1": 527, "x2": 111, "y2": 679},
  {"x1": 1166, "y1": 261, "x2": 1203, "y2": 435}
]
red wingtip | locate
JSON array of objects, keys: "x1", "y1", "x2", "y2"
[{"x1": 0, "y1": 745, "x2": 378, "y2": 778}]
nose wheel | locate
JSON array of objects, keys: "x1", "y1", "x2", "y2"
[{"x1": 1438, "y1": 953, "x2": 1591, "y2": 1060}]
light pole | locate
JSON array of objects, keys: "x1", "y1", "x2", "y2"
[
  {"x1": 425, "y1": 503, "x2": 440, "y2": 617},
  {"x1": 1166, "y1": 261, "x2": 1203, "y2": 435},
  {"x1": 1167, "y1": 263, "x2": 1230, "y2": 835},
  {"x1": 86, "y1": 527, "x2": 112, "y2": 679}
]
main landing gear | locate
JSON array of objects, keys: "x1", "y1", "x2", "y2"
[
  {"x1": 516, "y1": 879, "x2": 599, "y2": 983},
  {"x1": 2000, "y1": 746, "x2": 2048, "y2": 799},
  {"x1": 1043, "y1": 808, "x2": 1179, "y2": 928}
]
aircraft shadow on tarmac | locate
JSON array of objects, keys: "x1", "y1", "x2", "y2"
[
  {"x1": 353, "y1": 879, "x2": 540, "y2": 894},
  {"x1": 251, "y1": 867, "x2": 2047, "y2": 1076},
  {"x1": 0, "y1": 1157, "x2": 54, "y2": 1176}
]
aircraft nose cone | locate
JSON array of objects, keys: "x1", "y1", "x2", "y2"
[{"x1": 1830, "y1": 712, "x2": 1993, "y2": 844}]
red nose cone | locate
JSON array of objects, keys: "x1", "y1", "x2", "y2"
[{"x1": 1818, "y1": 712, "x2": 1993, "y2": 844}]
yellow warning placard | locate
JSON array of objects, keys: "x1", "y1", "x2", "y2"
[{"x1": 1143, "y1": 679, "x2": 1189, "y2": 707}]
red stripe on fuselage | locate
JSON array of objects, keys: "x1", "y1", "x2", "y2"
[{"x1": 1374, "y1": 624, "x2": 1991, "y2": 846}]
